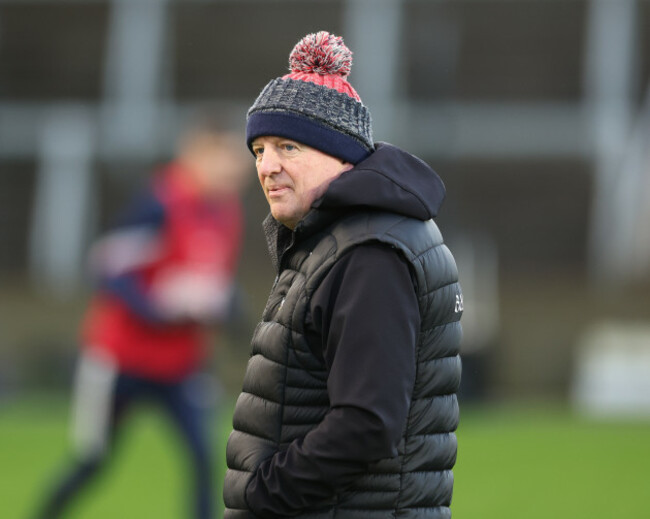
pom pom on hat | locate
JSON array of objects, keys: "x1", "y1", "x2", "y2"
[
  {"x1": 289, "y1": 31, "x2": 352, "y2": 78},
  {"x1": 283, "y1": 31, "x2": 361, "y2": 101}
]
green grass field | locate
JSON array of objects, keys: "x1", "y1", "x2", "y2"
[{"x1": 1, "y1": 397, "x2": 648, "y2": 519}]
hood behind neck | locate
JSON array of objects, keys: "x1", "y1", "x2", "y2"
[{"x1": 312, "y1": 142, "x2": 446, "y2": 221}]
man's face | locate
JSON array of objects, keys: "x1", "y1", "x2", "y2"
[{"x1": 252, "y1": 136, "x2": 353, "y2": 229}]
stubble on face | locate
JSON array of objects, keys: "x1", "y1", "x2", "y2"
[{"x1": 252, "y1": 136, "x2": 353, "y2": 229}]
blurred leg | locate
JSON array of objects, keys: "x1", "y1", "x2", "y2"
[
  {"x1": 35, "y1": 456, "x2": 104, "y2": 519},
  {"x1": 159, "y1": 375, "x2": 215, "y2": 519},
  {"x1": 34, "y1": 354, "x2": 135, "y2": 519}
]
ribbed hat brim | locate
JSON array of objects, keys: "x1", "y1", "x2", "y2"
[{"x1": 247, "y1": 110, "x2": 372, "y2": 164}]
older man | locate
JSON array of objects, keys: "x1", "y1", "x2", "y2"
[{"x1": 224, "y1": 31, "x2": 463, "y2": 519}]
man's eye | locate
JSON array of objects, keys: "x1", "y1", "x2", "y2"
[
  {"x1": 283, "y1": 143, "x2": 296, "y2": 152},
  {"x1": 253, "y1": 147, "x2": 264, "y2": 157}
]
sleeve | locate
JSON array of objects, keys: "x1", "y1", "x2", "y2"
[
  {"x1": 245, "y1": 242, "x2": 420, "y2": 517},
  {"x1": 91, "y1": 188, "x2": 167, "y2": 323},
  {"x1": 112, "y1": 184, "x2": 167, "y2": 231}
]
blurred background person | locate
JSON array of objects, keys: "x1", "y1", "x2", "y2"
[{"x1": 33, "y1": 117, "x2": 250, "y2": 519}]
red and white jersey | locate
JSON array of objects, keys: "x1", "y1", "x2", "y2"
[{"x1": 82, "y1": 163, "x2": 244, "y2": 381}]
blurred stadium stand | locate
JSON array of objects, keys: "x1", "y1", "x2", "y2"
[{"x1": 1, "y1": 0, "x2": 650, "y2": 401}]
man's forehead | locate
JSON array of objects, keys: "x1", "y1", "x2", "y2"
[{"x1": 252, "y1": 136, "x2": 301, "y2": 146}]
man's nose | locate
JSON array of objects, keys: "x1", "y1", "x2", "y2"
[{"x1": 257, "y1": 148, "x2": 282, "y2": 177}]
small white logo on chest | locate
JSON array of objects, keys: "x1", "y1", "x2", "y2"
[{"x1": 455, "y1": 293, "x2": 464, "y2": 313}]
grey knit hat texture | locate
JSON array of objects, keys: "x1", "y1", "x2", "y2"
[{"x1": 249, "y1": 78, "x2": 373, "y2": 151}]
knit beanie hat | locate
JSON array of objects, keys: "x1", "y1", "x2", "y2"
[{"x1": 246, "y1": 31, "x2": 374, "y2": 164}]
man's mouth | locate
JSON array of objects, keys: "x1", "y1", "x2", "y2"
[{"x1": 267, "y1": 185, "x2": 291, "y2": 198}]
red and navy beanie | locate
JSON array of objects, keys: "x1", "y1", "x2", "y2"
[{"x1": 246, "y1": 31, "x2": 374, "y2": 165}]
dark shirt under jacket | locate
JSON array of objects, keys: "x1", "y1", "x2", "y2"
[{"x1": 245, "y1": 242, "x2": 421, "y2": 516}]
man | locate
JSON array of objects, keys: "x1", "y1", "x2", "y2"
[
  {"x1": 36, "y1": 117, "x2": 249, "y2": 519},
  {"x1": 224, "y1": 31, "x2": 463, "y2": 518}
]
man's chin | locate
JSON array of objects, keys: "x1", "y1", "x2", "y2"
[{"x1": 271, "y1": 209, "x2": 299, "y2": 229}]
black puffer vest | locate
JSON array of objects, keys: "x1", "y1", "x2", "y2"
[{"x1": 224, "y1": 209, "x2": 462, "y2": 519}]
